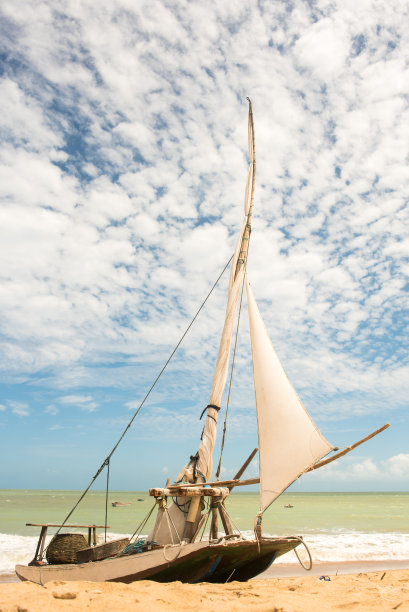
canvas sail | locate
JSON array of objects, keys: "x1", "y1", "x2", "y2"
[{"x1": 245, "y1": 276, "x2": 334, "y2": 513}]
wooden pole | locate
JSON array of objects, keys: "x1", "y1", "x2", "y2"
[
  {"x1": 164, "y1": 424, "x2": 390, "y2": 499},
  {"x1": 166, "y1": 476, "x2": 259, "y2": 491},
  {"x1": 210, "y1": 505, "x2": 219, "y2": 540},
  {"x1": 218, "y1": 503, "x2": 234, "y2": 536},
  {"x1": 306, "y1": 424, "x2": 390, "y2": 472},
  {"x1": 29, "y1": 526, "x2": 47, "y2": 564},
  {"x1": 228, "y1": 448, "x2": 258, "y2": 490}
]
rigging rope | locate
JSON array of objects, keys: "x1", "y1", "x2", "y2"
[
  {"x1": 292, "y1": 536, "x2": 313, "y2": 571},
  {"x1": 104, "y1": 457, "x2": 110, "y2": 543},
  {"x1": 128, "y1": 500, "x2": 157, "y2": 543},
  {"x1": 48, "y1": 254, "x2": 234, "y2": 541}
]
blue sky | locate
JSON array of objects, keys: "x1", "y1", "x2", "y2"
[{"x1": 0, "y1": 0, "x2": 408, "y2": 493}]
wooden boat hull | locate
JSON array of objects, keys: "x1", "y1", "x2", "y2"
[{"x1": 15, "y1": 536, "x2": 300, "y2": 584}]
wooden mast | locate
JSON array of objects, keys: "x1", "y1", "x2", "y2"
[{"x1": 183, "y1": 99, "x2": 256, "y2": 542}]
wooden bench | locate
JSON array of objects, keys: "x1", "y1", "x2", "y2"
[{"x1": 26, "y1": 523, "x2": 110, "y2": 565}]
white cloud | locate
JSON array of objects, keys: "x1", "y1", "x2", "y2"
[
  {"x1": 59, "y1": 395, "x2": 94, "y2": 404},
  {"x1": 308, "y1": 453, "x2": 409, "y2": 484},
  {"x1": 58, "y1": 395, "x2": 98, "y2": 412},
  {"x1": 9, "y1": 401, "x2": 30, "y2": 418},
  {"x1": 384, "y1": 454, "x2": 409, "y2": 478},
  {"x1": 0, "y1": 0, "x2": 406, "y2": 450},
  {"x1": 44, "y1": 405, "x2": 59, "y2": 415},
  {"x1": 294, "y1": 17, "x2": 349, "y2": 79}
]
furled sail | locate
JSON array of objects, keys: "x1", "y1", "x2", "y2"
[
  {"x1": 195, "y1": 99, "x2": 256, "y2": 482},
  {"x1": 245, "y1": 276, "x2": 334, "y2": 513}
]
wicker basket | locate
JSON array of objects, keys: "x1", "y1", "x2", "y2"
[{"x1": 46, "y1": 533, "x2": 88, "y2": 564}]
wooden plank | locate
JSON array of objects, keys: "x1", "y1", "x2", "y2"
[
  {"x1": 149, "y1": 486, "x2": 228, "y2": 497},
  {"x1": 76, "y1": 538, "x2": 130, "y2": 563},
  {"x1": 231, "y1": 478, "x2": 259, "y2": 487},
  {"x1": 166, "y1": 476, "x2": 260, "y2": 490},
  {"x1": 26, "y1": 523, "x2": 109, "y2": 528},
  {"x1": 167, "y1": 479, "x2": 235, "y2": 489}
]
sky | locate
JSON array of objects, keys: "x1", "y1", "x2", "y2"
[{"x1": 0, "y1": 0, "x2": 408, "y2": 495}]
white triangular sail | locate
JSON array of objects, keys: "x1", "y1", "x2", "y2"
[{"x1": 245, "y1": 276, "x2": 333, "y2": 512}]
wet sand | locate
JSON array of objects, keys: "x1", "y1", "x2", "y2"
[{"x1": 261, "y1": 558, "x2": 409, "y2": 578}]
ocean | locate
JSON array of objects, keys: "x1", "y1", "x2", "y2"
[{"x1": 1, "y1": 490, "x2": 408, "y2": 576}]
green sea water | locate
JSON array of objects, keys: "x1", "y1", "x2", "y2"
[
  {"x1": 1, "y1": 490, "x2": 408, "y2": 573},
  {"x1": 1, "y1": 490, "x2": 408, "y2": 536}
]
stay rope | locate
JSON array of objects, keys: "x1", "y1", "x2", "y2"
[
  {"x1": 42, "y1": 254, "x2": 234, "y2": 552},
  {"x1": 104, "y1": 457, "x2": 110, "y2": 543}
]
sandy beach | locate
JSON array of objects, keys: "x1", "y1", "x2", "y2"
[{"x1": 0, "y1": 569, "x2": 408, "y2": 611}]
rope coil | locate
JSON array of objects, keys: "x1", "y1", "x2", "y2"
[{"x1": 292, "y1": 536, "x2": 313, "y2": 571}]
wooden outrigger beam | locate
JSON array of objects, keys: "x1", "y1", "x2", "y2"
[
  {"x1": 149, "y1": 486, "x2": 222, "y2": 497},
  {"x1": 159, "y1": 425, "x2": 390, "y2": 495},
  {"x1": 163, "y1": 476, "x2": 259, "y2": 492},
  {"x1": 149, "y1": 483, "x2": 259, "y2": 498},
  {"x1": 151, "y1": 425, "x2": 389, "y2": 504},
  {"x1": 306, "y1": 423, "x2": 390, "y2": 472}
]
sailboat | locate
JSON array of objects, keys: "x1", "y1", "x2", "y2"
[{"x1": 15, "y1": 100, "x2": 389, "y2": 585}]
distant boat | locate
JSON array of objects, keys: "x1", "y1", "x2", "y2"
[
  {"x1": 284, "y1": 504, "x2": 294, "y2": 508},
  {"x1": 111, "y1": 502, "x2": 131, "y2": 507}
]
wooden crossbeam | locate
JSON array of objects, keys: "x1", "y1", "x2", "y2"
[
  {"x1": 165, "y1": 477, "x2": 259, "y2": 491},
  {"x1": 306, "y1": 424, "x2": 390, "y2": 472}
]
